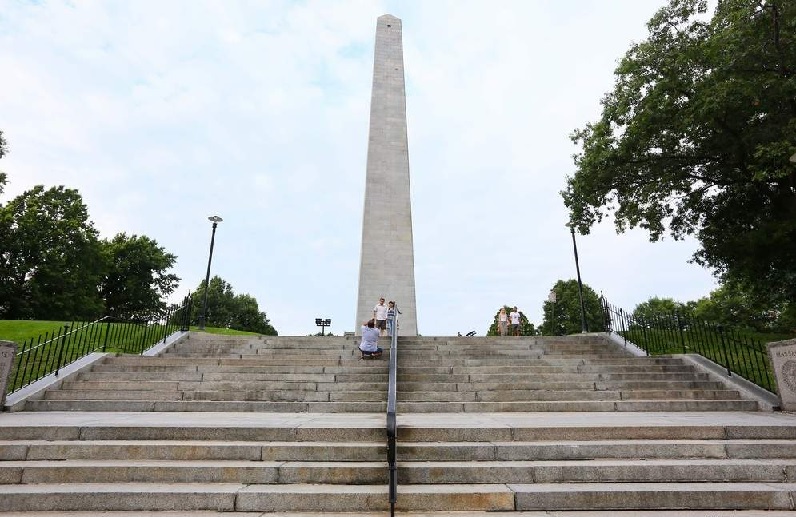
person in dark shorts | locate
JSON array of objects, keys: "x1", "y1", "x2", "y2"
[
  {"x1": 373, "y1": 297, "x2": 388, "y2": 336},
  {"x1": 510, "y1": 306, "x2": 521, "y2": 336}
]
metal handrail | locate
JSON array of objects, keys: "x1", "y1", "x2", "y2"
[
  {"x1": 386, "y1": 305, "x2": 398, "y2": 516},
  {"x1": 601, "y1": 297, "x2": 776, "y2": 393},
  {"x1": 8, "y1": 296, "x2": 192, "y2": 395}
]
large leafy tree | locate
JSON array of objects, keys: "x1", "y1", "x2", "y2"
[
  {"x1": 541, "y1": 279, "x2": 605, "y2": 335},
  {"x1": 564, "y1": 0, "x2": 796, "y2": 306},
  {"x1": 190, "y1": 275, "x2": 277, "y2": 335},
  {"x1": 0, "y1": 129, "x2": 7, "y2": 195},
  {"x1": 100, "y1": 233, "x2": 179, "y2": 319},
  {"x1": 632, "y1": 297, "x2": 691, "y2": 322},
  {"x1": 0, "y1": 185, "x2": 105, "y2": 319}
]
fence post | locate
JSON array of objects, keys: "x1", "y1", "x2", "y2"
[
  {"x1": 717, "y1": 325, "x2": 732, "y2": 376},
  {"x1": 102, "y1": 320, "x2": 111, "y2": 353},
  {"x1": 677, "y1": 313, "x2": 687, "y2": 355},
  {"x1": 180, "y1": 295, "x2": 191, "y2": 332},
  {"x1": 162, "y1": 309, "x2": 171, "y2": 344},
  {"x1": 54, "y1": 325, "x2": 70, "y2": 377}
]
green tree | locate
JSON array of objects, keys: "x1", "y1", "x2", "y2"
[
  {"x1": 230, "y1": 293, "x2": 277, "y2": 335},
  {"x1": 0, "y1": 185, "x2": 104, "y2": 319},
  {"x1": 690, "y1": 281, "x2": 790, "y2": 332},
  {"x1": 633, "y1": 297, "x2": 691, "y2": 322},
  {"x1": 100, "y1": 233, "x2": 180, "y2": 319},
  {"x1": 0, "y1": 129, "x2": 7, "y2": 196},
  {"x1": 564, "y1": 0, "x2": 796, "y2": 307},
  {"x1": 541, "y1": 280, "x2": 605, "y2": 335},
  {"x1": 190, "y1": 276, "x2": 277, "y2": 335},
  {"x1": 486, "y1": 305, "x2": 536, "y2": 336}
]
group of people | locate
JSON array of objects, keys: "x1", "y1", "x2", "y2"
[
  {"x1": 359, "y1": 297, "x2": 399, "y2": 359},
  {"x1": 497, "y1": 306, "x2": 522, "y2": 336}
]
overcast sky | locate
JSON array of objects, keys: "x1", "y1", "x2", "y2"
[{"x1": 0, "y1": 0, "x2": 718, "y2": 336}]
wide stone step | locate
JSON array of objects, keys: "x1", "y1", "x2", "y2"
[
  {"x1": 41, "y1": 390, "x2": 387, "y2": 403},
  {"x1": 0, "y1": 440, "x2": 383, "y2": 461},
  {"x1": 509, "y1": 482, "x2": 796, "y2": 510},
  {"x1": 3, "y1": 458, "x2": 794, "y2": 485},
  {"x1": 398, "y1": 439, "x2": 796, "y2": 460},
  {"x1": 6, "y1": 438, "x2": 794, "y2": 462},
  {"x1": 0, "y1": 483, "x2": 396, "y2": 512},
  {"x1": 60, "y1": 380, "x2": 389, "y2": 392},
  {"x1": 397, "y1": 458, "x2": 796, "y2": 483},
  {"x1": 395, "y1": 389, "x2": 742, "y2": 402},
  {"x1": 23, "y1": 400, "x2": 388, "y2": 412},
  {"x1": 7, "y1": 482, "x2": 792, "y2": 512},
  {"x1": 397, "y1": 372, "x2": 709, "y2": 382},
  {"x1": 396, "y1": 400, "x2": 758, "y2": 412},
  {"x1": 0, "y1": 460, "x2": 388, "y2": 484}
]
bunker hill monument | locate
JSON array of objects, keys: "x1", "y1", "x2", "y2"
[{"x1": 355, "y1": 15, "x2": 418, "y2": 335}]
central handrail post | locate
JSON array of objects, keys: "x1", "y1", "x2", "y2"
[{"x1": 386, "y1": 304, "x2": 399, "y2": 516}]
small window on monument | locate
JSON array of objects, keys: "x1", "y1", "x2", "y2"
[{"x1": 387, "y1": 24, "x2": 391, "y2": 27}]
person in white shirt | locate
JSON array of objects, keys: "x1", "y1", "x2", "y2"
[
  {"x1": 509, "y1": 307, "x2": 521, "y2": 336},
  {"x1": 373, "y1": 297, "x2": 388, "y2": 336},
  {"x1": 359, "y1": 319, "x2": 382, "y2": 358}
]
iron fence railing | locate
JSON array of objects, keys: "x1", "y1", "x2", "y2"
[
  {"x1": 601, "y1": 297, "x2": 776, "y2": 394},
  {"x1": 7, "y1": 296, "x2": 193, "y2": 395}
]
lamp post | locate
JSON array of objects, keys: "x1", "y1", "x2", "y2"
[
  {"x1": 547, "y1": 289, "x2": 557, "y2": 335},
  {"x1": 198, "y1": 215, "x2": 222, "y2": 331},
  {"x1": 315, "y1": 318, "x2": 331, "y2": 336},
  {"x1": 570, "y1": 226, "x2": 588, "y2": 333}
]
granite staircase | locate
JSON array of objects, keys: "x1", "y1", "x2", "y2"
[{"x1": 1, "y1": 332, "x2": 796, "y2": 514}]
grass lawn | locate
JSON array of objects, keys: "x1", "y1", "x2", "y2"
[
  {"x1": 0, "y1": 320, "x2": 73, "y2": 345},
  {"x1": 2, "y1": 320, "x2": 266, "y2": 394},
  {"x1": 0, "y1": 320, "x2": 261, "y2": 346}
]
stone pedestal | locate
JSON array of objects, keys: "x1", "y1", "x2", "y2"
[
  {"x1": 767, "y1": 338, "x2": 796, "y2": 411},
  {"x1": 0, "y1": 341, "x2": 17, "y2": 408}
]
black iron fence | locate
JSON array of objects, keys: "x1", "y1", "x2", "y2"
[
  {"x1": 7, "y1": 296, "x2": 193, "y2": 395},
  {"x1": 601, "y1": 298, "x2": 776, "y2": 394}
]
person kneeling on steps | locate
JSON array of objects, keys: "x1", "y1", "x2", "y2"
[{"x1": 359, "y1": 319, "x2": 383, "y2": 359}]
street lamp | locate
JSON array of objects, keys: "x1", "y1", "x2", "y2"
[
  {"x1": 547, "y1": 289, "x2": 557, "y2": 335},
  {"x1": 315, "y1": 318, "x2": 331, "y2": 336},
  {"x1": 570, "y1": 226, "x2": 588, "y2": 333},
  {"x1": 198, "y1": 215, "x2": 222, "y2": 331}
]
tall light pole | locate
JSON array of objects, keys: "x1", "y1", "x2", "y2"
[
  {"x1": 315, "y1": 318, "x2": 331, "y2": 336},
  {"x1": 198, "y1": 215, "x2": 222, "y2": 331},
  {"x1": 570, "y1": 226, "x2": 588, "y2": 333},
  {"x1": 547, "y1": 289, "x2": 557, "y2": 335}
]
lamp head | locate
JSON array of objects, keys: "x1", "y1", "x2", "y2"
[{"x1": 208, "y1": 216, "x2": 223, "y2": 223}]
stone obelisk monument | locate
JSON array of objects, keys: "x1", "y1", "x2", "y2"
[{"x1": 355, "y1": 14, "x2": 418, "y2": 335}]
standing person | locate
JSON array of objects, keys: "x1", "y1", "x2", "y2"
[
  {"x1": 359, "y1": 319, "x2": 382, "y2": 359},
  {"x1": 387, "y1": 301, "x2": 401, "y2": 337},
  {"x1": 373, "y1": 297, "x2": 388, "y2": 336},
  {"x1": 498, "y1": 307, "x2": 509, "y2": 336},
  {"x1": 509, "y1": 306, "x2": 521, "y2": 336}
]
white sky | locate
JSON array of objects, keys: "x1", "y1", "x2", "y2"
[{"x1": 0, "y1": 0, "x2": 717, "y2": 336}]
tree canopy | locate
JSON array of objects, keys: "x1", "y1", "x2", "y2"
[
  {"x1": 100, "y1": 233, "x2": 179, "y2": 319},
  {"x1": 564, "y1": 0, "x2": 796, "y2": 306},
  {"x1": 541, "y1": 279, "x2": 605, "y2": 335},
  {"x1": 0, "y1": 130, "x2": 7, "y2": 196},
  {"x1": 0, "y1": 185, "x2": 105, "y2": 319},
  {"x1": 190, "y1": 276, "x2": 277, "y2": 335}
]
